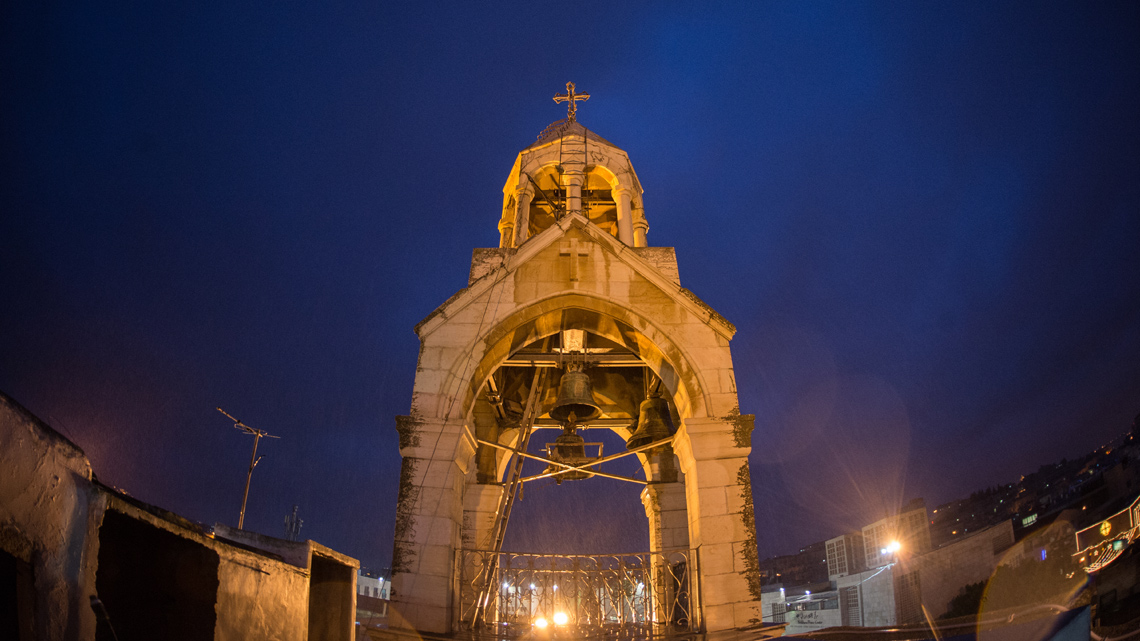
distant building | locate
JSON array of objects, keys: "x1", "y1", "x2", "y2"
[
  {"x1": 765, "y1": 499, "x2": 1014, "y2": 635},
  {"x1": 861, "y1": 498, "x2": 932, "y2": 569},
  {"x1": 758, "y1": 540, "x2": 829, "y2": 587},
  {"x1": 825, "y1": 531, "x2": 866, "y2": 579},
  {"x1": 357, "y1": 569, "x2": 390, "y2": 625}
]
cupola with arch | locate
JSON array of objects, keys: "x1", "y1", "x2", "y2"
[{"x1": 498, "y1": 120, "x2": 649, "y2": 248}]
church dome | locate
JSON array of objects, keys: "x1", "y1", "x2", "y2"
[
  {"x1": 497, "y1": 100, "x2": 647, "y2": 249},
  {"x1": 526, "y1": 118, "x2": 620, "y2": 151}
]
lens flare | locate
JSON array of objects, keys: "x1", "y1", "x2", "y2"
[
  {"x1": 534, "y1": 617, "x2": 548, "y2": 628},
  {"x1": 553, "y1": 612, "x2": 569, "y2": 625}
]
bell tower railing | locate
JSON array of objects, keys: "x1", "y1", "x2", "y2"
[{"x1": 458, "y1": 548, "x2": 698, "y2": 637}]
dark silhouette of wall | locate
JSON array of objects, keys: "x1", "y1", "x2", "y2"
[
  {"x1": 309, "y1": 554, "x2": 354, "y2": 641},
  {"x1": 95, "y1": 510, "x2": 220, "y2": 641}
]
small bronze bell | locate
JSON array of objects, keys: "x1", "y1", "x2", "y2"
[
  {"x1": 544, "y1": 413, "x2": 596, "y2": 483},
  {"x1": 549, "y1": 366, "x2": 601, "y2": 424},
  {"x1": 626, "y1": 393, "x2": 674, "y2": 450}
]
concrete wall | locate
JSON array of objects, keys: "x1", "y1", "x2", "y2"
[
  {"x1": 1, "y1": 390, "x2": 358, "y2": 641},
  {"x1": 783, "y1": 607, "x2": 842, "y2": 636},
  {"x1": 214, "y1": 543, "x2": 310, "y2": 641},
  {"x1": 308, "y1": 553, "x2": 356, "y2": 641},
  {"x1": 837, "y1": 566, "x2": 897, "y2": 627},
  {"x1": 915, "y1": 522, "x2": 1012, "y2": 619},
  {"x1": 0, "y1": 392, "x2": 98, "y2": 641}
]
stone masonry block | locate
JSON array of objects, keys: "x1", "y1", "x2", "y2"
[
  {"x1": 464, "y1": 484, "x2": 504, "y2": 511},
  {"x1": 428, "y1": 323, "x2": 485, "y2": 348},
  {"x1": 702, "y1": 603, "x2": 736, "y2": 633},
  {"x1": 699, "y1": 514, "x2": 751, "y2": 545},
  {"x1": 420, "y1": 516, "x2": 459, "y2": 547},
  {"x1": 658, "y1": 490, "x2": 688, "y2": 512},
  {"x1": 606, "y1": 279, "x2": 630, "y2": 300},
  {"x1": 718, "y1": 369, "x2": 738, "y2": 395},
  {"x1": 700, "y1": 571, "x2": 753, "y2": 606},
  {"x1": 706, "y1": 393, "x2": 744, "y2": 418},
  {"x1": 411, "y1": 367, "x2": 449, "y2": 397},
  {"x1": 689, "y1": 433, "x2": 750, "y2": 464},
  {"x1": 394, "y1": 601, "x2": 449, "y2": 634},
  {"x1": 693, "y1": 460, "x2": 739, "y2": 489},
  {"x1": 697, "y1": 486, "x2": 729, "y2": 516},
  {"x1": 423, "y1": 460, "x2": 460, "y2": 488},
  {"x1": 687, "y1": 347, "x2": 733, "y2": 371},
  {"x1": 415, "y1": 487, "x2": 456, "y2": 517},
  {"x1": 732, "y1": 541, "x2": 757, "y2": 574},
  {"x1": 734, "y1": 601, "x2": 762, "y2": 627},
  {"x1": 700, "y1": 542, "x2": 737, "y2": 576},
  {"x1": 419, "y1": 543, "x2": 455, "y2": 577}
]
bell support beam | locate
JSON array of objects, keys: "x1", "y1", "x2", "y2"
[
  {"x1": 472, "y1": 435, "x2": 647, "y2": 485},
  {"x1": 501, "y1": 352, "x2": 643, "y2": 367},
  {"x1": 531, "y1": 418, "x2": 633, "y2": 429},
  {"x1": 516, "y1": 435, "x2": 675, "y2": 484}
]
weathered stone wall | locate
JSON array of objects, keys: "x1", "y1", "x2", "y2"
[
  {"x1": 0, "y1": 392, "x2": 98, "y2": 641},
  {"x1": 214, "y1": 550, "x2": 308, "y2": 641},
  {"x1": 308, "y1": 553, "x2": 356, "y2": 641},
  {"x1": 103, "y1": 496, "x2": 325, "y2": 641},
  {"x1": 1, "y1": 390, "x2": 357, "y2": 641},
  {"x1": 389, "y1": 417, "x2": 472, "y2": 633}
]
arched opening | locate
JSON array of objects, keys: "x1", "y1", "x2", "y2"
[
  {"x1": 458, "y1": 312, "x2": 696, "y2": 633},
  {"x1": 522, "y1": 165, "x2": 627, "y2": 243},
  {"x1": 527, "y1": 166, "x2": 564, "y2": 238},
  {"x1": 582, "y1": 166, "x2": 618, "y2": 237},
  {"x1": 470, "y1": 328, "x2": 682, "y2": 488}
]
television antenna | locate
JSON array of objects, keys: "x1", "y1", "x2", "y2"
[{"x1": 217, "y1": 407, "x2": 280, "y2": 530}]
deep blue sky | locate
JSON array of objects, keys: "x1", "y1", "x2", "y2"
[{"x1": 2, "y1": 2, "x2": 1138, "y2": 570}]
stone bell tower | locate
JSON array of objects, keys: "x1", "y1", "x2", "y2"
[{"x1": 389, "y1": 85, "x2": 763, "y2": 634}]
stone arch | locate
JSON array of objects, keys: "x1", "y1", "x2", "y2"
[
  {"x1": 430, "y1": 292, "x2": 713, "y2": 428},
  {"x1": 421, "y1": 292, "x2": 714, "y2": 506}
]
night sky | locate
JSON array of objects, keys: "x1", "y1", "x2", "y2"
[{"x1": 3, "y1": 2, "x2": 1138, "y2": 572}]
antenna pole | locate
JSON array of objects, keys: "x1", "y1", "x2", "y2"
[
  {"x1": 238, "y1": 430, "x2": 261, "y2": 530},
  {"x1": 217, "y1": 406, "x2": 279, "y2": 531}
]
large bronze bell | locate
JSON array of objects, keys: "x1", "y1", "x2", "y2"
[
  {"x1": 549, "y1": 367, "x2": 601, "y2": 424},
  {"x1": 626, "y1": 393, "x2": 674, "y2": 450}
]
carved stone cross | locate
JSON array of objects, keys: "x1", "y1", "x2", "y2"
[
  {"x1": 559, "y1": 238, "x2": 590, "y2": 282},
  {"x1": 553, "y1": 82, "x2": 590, "y2": 122}
]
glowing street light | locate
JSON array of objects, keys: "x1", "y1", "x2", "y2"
[
  {"x1": 534, "y1": 617, "x2": 549, "y2": 628},
  {"x1": 553, "y1": 612, "x2": 569, "y2": 625},
  {"x1": 887, "y1": 540, "x2": 902, "y2": 554}
]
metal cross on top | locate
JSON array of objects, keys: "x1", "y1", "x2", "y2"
[{"x1": 554, "y1": 81, "x2": 590, "y2": 122}]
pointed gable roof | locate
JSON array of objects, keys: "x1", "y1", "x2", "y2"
[{"x1": 414, "y1": 213, "x2": 735, "y2": 340}]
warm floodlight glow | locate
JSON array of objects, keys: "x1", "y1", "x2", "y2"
[
  {"x1": 553, "y1": 612, "x2": 569, "y2": 625},
  {"x1": 534, "y1": 618, "x2": 549, "y2": 628},
  {"x1": 887, "y1": 540, "x2": 902, "y2": 554}
]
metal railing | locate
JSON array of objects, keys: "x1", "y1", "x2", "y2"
[{"x1": 458, "y1": 548, "x2": 698, "y2": 636}]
